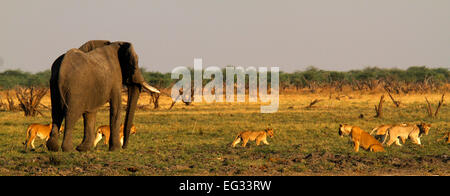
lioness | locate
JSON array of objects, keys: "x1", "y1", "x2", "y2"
[
  {"x1": 339, "y1": 124, "x2": 385, "y2": 152},
  {"x1": 93, "y1": 124, "x2": 136, "y2": 147},
  {"x1": 370, "y1": 123, "x2": 408, "y2": 136},
  {"x1": 437, "y1": 132, "x2": 450, "y2": 144},
  {"x1": 383, "y1": 123, "x2": 431, "y2": 146},
  {"x1": 370, "y1": 123, "x2": 408, "y2": 141},
  {"x1": 231, "y1": 128, "x2": 274, "y2": 147},
  {"x1": 23, "y1": 123, "x2": 63, "y2": 151}
]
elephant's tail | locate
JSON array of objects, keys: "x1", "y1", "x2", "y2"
[{"x1": 51, "y1": 53, "x2": 69, "y2": 109}]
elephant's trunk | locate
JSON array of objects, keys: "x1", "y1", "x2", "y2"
[
  {"x1": 122, "y1": 82, "x2": 159, "y2": 149},
  {"x1": 122, "y1": 85, "x2": 141, "y2": 149}
]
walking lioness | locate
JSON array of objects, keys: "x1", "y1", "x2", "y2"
[
  {"x1": 339, "y1": 124, "x2": 385, "y2": 152},
  {"x1": 383, "y1": 123, "x2": 431, "y2": 146},
  {"x1": 231, "y1": 128, "x2": 274, "y2": 147},
  {"x1": 23, "y1": 123, "x2": 63, "y2": 151},
  {"x1": 370, "y1": 123, "x2": 408, "y2": 136},
  {"x1": 370, "y1": 123, "x2": 408, "y2": 141},
  {"x1": 94, "y1": 124, "x2": 136, "y2": 147}
]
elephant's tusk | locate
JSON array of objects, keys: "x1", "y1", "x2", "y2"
[{"x1": 142, "y1": 82, "x2": 160, "y2": 94}]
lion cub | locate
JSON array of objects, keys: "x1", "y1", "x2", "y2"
[
  {"x1": 94, "y1": 124, "x2": 136, "y2": 147},
  {"x1": 231, "y1": 128, "x2": 274, "y2": 147},
  {"x1": 384, "y1": 123, "x2": 431, "y2": 146},
  {"x1": 339, "y1": 124, "x2": 385, "y2": 152},
  {"x1": 23, "y1": 123, "x2": 63, "y2": 151}
]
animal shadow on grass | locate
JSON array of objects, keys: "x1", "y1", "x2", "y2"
[
  {"x1": 47, "y1": 156, "x2": 62, "y2": 166},
  {"x1": 20, "y1": 143, "x2": 48, "y2": 154},
  {"x1": 230, "y1": 142, "x2": 272, "y2": 149}
]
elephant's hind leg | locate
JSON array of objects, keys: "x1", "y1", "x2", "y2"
[
  {"x1": 76, "y1": 111, "x2": 97, "y2": 152},
  {"x1": 47, "y1": 92, "x2": 64, "y2": 152},
  {"x1": 47, "y1": 119, "x2": 64, "y2": 152},
  {"x1": 61, "y1": 110, "x2": 82, "y2": 152},
  {"x1": 47, "y1": 128, "x2": 61, "y2": 151}
]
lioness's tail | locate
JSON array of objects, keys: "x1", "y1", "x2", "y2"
[{"x1": 23, "y1": 125, "x2": 33, "y2": 145}]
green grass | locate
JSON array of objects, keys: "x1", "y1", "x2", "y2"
[{"x1": 0, "y1": 93, "x2": 448, "y2": 176}]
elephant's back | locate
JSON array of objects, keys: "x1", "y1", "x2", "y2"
[
  {"x1": 58, "y1": 49, "x2": 95, "y2": 84},
  {"x1": 57, "y1": 49, "x2": 115, "y2": 107}
]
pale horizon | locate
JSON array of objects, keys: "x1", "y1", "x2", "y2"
[{"x1": 1, "y1": 0, "x2": 449, "y2": 73}]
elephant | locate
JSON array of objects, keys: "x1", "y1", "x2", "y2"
[
  {"x1": 78, "y1": 40, "x2": 111, "y2": 52},
  {"x1": 46, "y1": 40, "x2": 160, "y2": 152}
]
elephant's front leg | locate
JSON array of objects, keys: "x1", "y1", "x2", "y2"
[
  {"x1": 76, "y1": 111, "x2": 97, "y2": 152},
  {"x1": 109, "y1": 92, "x2": 122, "y2": 151}
]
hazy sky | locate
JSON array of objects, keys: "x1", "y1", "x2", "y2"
[{"x1": 1, "y1": 0, "x2": 449, "y2": 73}]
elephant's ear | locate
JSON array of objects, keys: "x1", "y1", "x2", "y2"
[
  {"x1": 79, "y1": 40, "x2": 111, "y2": 53},
  {"x1": 118, "y1": 42, "x2": 145, "y2": 85}
]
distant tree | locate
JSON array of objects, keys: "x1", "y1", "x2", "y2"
[{"x1": 0, "y1": 66, "x2": 448, "y2": 92}]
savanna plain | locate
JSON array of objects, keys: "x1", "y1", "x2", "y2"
[{"x1": 0, "y1": 90, "x2": 448, "y2": 176}]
